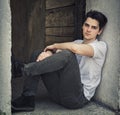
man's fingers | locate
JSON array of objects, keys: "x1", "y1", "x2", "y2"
[{"x1": 36, "y1": 52, "x2": 52, "y2": 62}]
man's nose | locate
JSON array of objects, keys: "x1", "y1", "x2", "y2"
[{"x1": 87, "y1": 27, "x2": 91, "y2": 31}]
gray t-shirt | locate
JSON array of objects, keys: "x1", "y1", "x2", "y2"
[{"x1": 74, "y1": 39, "x2": 107, "y2": 100}]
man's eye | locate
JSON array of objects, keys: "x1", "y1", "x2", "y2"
[
  {"x1": 92, "y1": 26, "x2": 97, "y2": 29},
  {"x1": 84, "y1": 23, "x2": 89, "y2": 27}
]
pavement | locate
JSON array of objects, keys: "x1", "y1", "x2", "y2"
[
  {"x1": 12, "y1": 95, "x2": 116, "y2": 115},
  {"x1": 12, "y1": 78, "x2": 117, "y2": 115}
]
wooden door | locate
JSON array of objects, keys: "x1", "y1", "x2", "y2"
[{"x1": 45, "y1": 0, "x2": 86, "y2": 45}]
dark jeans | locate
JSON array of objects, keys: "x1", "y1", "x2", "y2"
[{"x1": 22, "y1": 50, "x2": 89, "y2": 109}]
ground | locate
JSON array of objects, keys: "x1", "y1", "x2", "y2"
[
  {"x1": 12, "y1": 78, "x2": 117, "y2": 115},
  {"x1": 12, "y1": 95, "x2": 116, "y2": 115}
]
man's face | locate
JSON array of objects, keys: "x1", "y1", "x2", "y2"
[{"x1": 82, "y1": 17, "x2": 102, "y2": 42}]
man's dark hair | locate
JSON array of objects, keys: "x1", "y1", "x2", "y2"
[{"x1": 85, "y1": 10, "x2": 108, "y2": 30}]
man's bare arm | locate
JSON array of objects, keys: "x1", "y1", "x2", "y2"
[{"x1": 44, "y1": 42, "x2": 94, "y2": 57}]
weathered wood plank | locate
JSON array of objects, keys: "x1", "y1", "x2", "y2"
[
  {"x1": 46, "y1": 0, "x2": 74, "y2": 9},
  {"x1": 46, "y1": 27, "x2": 74, "y2": 37},
  {"x1": 46, "y1": 6, "x2": 74, "y2": 27},
  {"x1": 74, "y1": 0, "x2": 86, "y2": 38},
  {"x1": 27, "y1": 0, "x2": 45, "y2": 60},
  {"x1": 46, "y1": 36, "x2": 74, "y2": 45}
]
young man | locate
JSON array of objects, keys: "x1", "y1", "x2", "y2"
[{"x1": 12, "y1": 10, "x2": 108, "y2": 112}]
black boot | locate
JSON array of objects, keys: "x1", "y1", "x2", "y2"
[
  {"x1": 12, "y1": 58, "x2": 24, "y2": 78},
  {"x1": 12, "y1": 95, "x2": 35, "y2": 112}
]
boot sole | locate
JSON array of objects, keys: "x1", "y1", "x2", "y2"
[{"x1": 12, "y1": 105, "x2": 34, "y2": 112}]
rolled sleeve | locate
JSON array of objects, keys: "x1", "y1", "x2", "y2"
[{"x1": 90, "y1": 41, "x2": 107, "y2": 59}]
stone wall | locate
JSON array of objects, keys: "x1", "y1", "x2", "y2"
[
  {"x1": 86, "y1": 0, "x2": 120, "y2": 110},
  {"x1": 0, "y1": 0, "x2": 11, "y2": 114}
]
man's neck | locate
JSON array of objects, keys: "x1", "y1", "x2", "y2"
[{"x1": 83, "y1": 38, "x2": 96, "y2": 44}]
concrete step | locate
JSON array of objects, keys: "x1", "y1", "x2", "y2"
[{"x1": 12, "y1": 96, "x2": 115, "y2": 115}]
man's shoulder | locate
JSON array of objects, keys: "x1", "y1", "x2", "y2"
[
  {"x1": 89, "y1": 40, "x2": 107, "y2": 55},
  {"x1": 97, "y1": 40, "x2": 107, "y2": 49},
  {"x1": 91, "y1": 40, "x2": 107, "y2": 47}
]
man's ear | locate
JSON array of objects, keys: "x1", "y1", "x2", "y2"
[{"x1": 98, "y1": 29, "x2": 103, "y2": 35}]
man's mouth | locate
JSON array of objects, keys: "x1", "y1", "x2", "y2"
[{"x1": 85, "y1": 33, "x2": 91, "y2": 36}]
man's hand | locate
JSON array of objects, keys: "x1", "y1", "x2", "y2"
[
  {"x1": 44, "y1": 44, "x2": 56, "y2": 52},
  {"x1": 36, "y1": 51, "x2": 53, "y2": 62}
]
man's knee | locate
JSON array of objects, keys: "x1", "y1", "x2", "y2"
[
  {"x1": 30, "y1": 49, "x2": 43, "y2": 62},
  {"x1": 60, "y1": 50, "x2": 75, "y2": 60},
  {"x1": 61, "y1": 50, "x2": 73, "y2": 56}
]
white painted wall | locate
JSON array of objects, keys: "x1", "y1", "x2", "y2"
[
  {"x1": 0, "y1": 0, "x2": 11, "y2": 114},
  {"x1": 86, "y1": 0, "x2": 120, "y2": 110}
]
